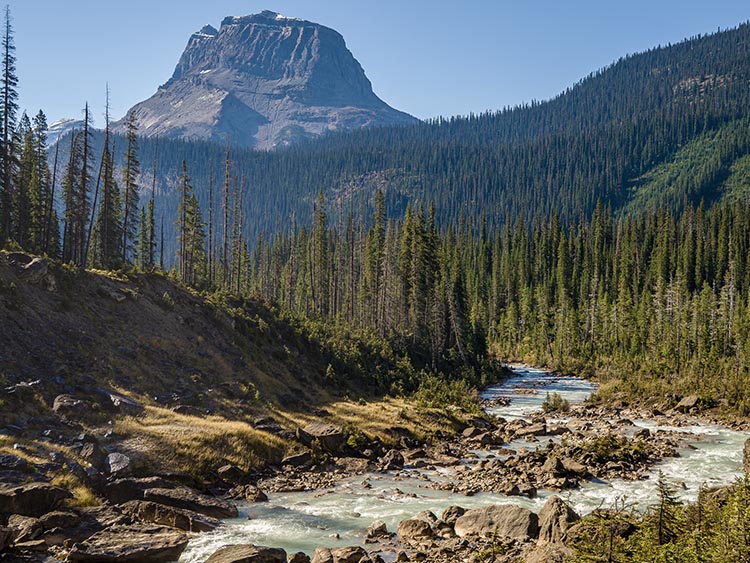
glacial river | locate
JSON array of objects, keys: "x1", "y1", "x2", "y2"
[{"x1": 178, "y1": 365, "x2": 747, "y2": 561}]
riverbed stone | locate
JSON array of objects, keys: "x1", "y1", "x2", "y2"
[
  {"x1": 144, "y1": 486, "x2": 239, "y2": 518},
  {"x1": 288, "y1": 553, "x2": 311, "y2": 563},
  {"x1": 205, "y1": 544, "x2": 287, "y2": 563},
  {"x1": 120, "y1": 500, "x2": 222, "y2": 532},
  {"x1": 330, "y1": 546, "x2": 370, "y2": 563},
  {"x1": 454, "y1": 504, "x2": 539, "y2": 540},
  {"x1": 365, "y1": 519, "x2": 389, "y2": 540},
  {"x1": 297, "y1": 422, "x2": 344, "y2": 453},
  {"x1": 674, "y1": 395, "x2": 700, "y2": 413},
  {"x1": 104, "y1": 452, "x2": 132, "y2": 478},
  {"x1": 397, "y1": 517, "x2": 434, "y2": 542},
  {"x1": 67, "y1": 523, "x2": 189, "y2": 562},
  {"x1": 311, "y1": 547, "x2": 333, "y2": 563},
  {"x1": 537, "y1": 495, "x2": 580, "y2": 544}
]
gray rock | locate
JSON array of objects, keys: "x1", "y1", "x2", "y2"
[
  {"x1": 104, "y1": 452, "x2": 132, "y2": 479},
  {"x1": 80, "y1": 442, "x2": 106, "y2": 469},
  {"x1": 67, "y1": 523, "x2": 189, "y2": 562},
  {"x1": 288, "y1": 553, "x2": 311, "y2": 563},
  {"x1": 282, "y1": 451, "x2": 313, "y2": 467},
  {"x1": 205, "y1": 544, "x2": 286, "y2": 562},
  {"x1": 297, "y1": 422, "x2": 344, "y2": 453},
  {"x1": 311, "y1": 548, "x2": 333, "y2": 563},
  {"x1": 0, "y1": 454, "x2": 28, "y2": 471},
  {"x1": 454, "y1": 504, "x2": 539, "y2": 540},
  {"x1": 537, "y1": 495, "x2": 580, "y2": 544},
  {"x1": 96, "y1": 387, "x2": 144, "y2": 415},
  {"x1": 144, "y1": 486, "x2": 239, "y2": 519},
  {"x1": 52, "y1": 394, "x2": 87, "y2": 417},
  {"x1": 120, "y1": 500, "x2": 222, "y2": 532},
  {"x1": 102, "y1": 477, "x2": 175, "y2": 504},
  {"x1": 218, "y1": 464, "x2": 245, "y2": 484},
  {"x1": 674, "y1": 395, "x2": 700, "y2": 413},
  {"x1": 397, "y1": 518, "x2": 434, "y2": 542},
  {"x1": 365, "y1": 520, "x2": 388, "y2": 540},
  {"x1": 378, "y1": 449, "x2": 404, "y2": 471},
  {"x1": 114, "y1": 11, "x2": 417, "y2": 150},
  {"x1": 441, "y1": 505, "x2": 465, "y2": 526},
  {"x1": 0, "y1": 483, "x2": 72, "y2": 517},
  {"x1": 330, "y1": 546, "x2": 370, "y2": 563}
]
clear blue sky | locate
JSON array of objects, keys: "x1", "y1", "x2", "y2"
[{"x1": 6, "y1": 0, "x2": 750, "y2": 126}]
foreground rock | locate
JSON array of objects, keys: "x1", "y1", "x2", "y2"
[
  {"x1": 206, "y1": 544, "x2": 287, "y2": 563},
  {"x1": 454, "y1": 504, "x2": 539, "y2": 539},
  {"x1": 120, "y1": 500, "x2": 223, "y2": 532},
  {"x1": 0, "y1": 483, "x2": 72, "y2": 517},
  {"x1": 144, "y1": 486, "x2": 238, "y2": 518},
  {"x1": 537, "y1": 495, "x2": 580, "y2": 544},
  {"x1": 67, "y1": 524, "x2": 189, "y2": 562}
]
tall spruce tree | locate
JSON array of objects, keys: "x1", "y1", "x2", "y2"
[
  {"x1": 0, "y1": 5, "x2": 17, "y2": 243},
  {"x1": 121, "y1": 111, "x2": 140, "y2": 263}
]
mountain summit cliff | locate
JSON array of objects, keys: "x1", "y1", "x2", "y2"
[{"x1": 117, "y1": 11, "x2": 418, "y2": 149}]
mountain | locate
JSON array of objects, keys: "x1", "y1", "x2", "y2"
[
  {"x1": 47, "y1": 118, "x2": 84, "y2": 146},
  {"x1": 115, "y1": 11, "x2": 418, "y2": 149}
]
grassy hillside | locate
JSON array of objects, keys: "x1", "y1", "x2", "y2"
[{"x1": 0, "y1": 251, "x2": 485, "y2": 478}]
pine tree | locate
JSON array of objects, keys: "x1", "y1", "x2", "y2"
[
  {"x1": 121, "y1": 111, "x2": 140, "y2": 264},
  {"x1": 0, "y1": 5, "x2": 17, "y2": 243}
]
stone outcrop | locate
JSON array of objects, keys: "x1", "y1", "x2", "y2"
[
  {"x1": 115, "y1": 11, "x2": 417, "y2": 149},
  {"x1": 0, "y1": 483, "x2": 72, "y2": 517}
]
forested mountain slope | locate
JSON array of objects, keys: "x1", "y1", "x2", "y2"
[{"x1": 54, "y1": 22, "x2": 750, "y2": 260}]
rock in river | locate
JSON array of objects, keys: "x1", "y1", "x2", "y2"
[
  {"x1": 454, "y1": 504, "x2": 539, "y2": 540},
  {"x1": 206, "y1": 543, "x2": 287, "y2": 563}
]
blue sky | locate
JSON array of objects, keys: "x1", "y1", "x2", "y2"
[{"x1": 6, "y1": 0, "x2": 750, "y2": 126}]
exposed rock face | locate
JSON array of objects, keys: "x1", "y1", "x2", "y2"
[
  {"x1": 120, "y1": 500, "x2": 223, "y2": 532},
  {"x1": 117, "y1": 11, "x2": 417, "y2": 149},
  {"x1": 297, "y1": 421, "x2": 345, "y2": 453}
]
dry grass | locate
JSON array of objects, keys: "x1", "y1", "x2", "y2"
[
  {"x1": 51, "y1": 473, "x2": 99, "y2": 507},
  {"x1": 113, "y1": 407, "x2": 288, "y2": 477},
  {"x1": 275, "y1": 397, "x2": 469, "y2": 447}
]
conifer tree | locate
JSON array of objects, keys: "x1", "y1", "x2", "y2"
[
  {"x1": 121, "y1": 111, "x2": 140, "y2": 263},
  {"x1": 0, "y1": 5, "x2": 17, "y2": 242}
]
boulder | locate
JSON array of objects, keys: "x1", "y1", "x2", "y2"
[
  {"x1": 67, "y1": 524, "x2": 189, "y2": 562},
  {"x1": 674, "y1": 395, "x2": 700, "y2": 413},
  {"x1": 365, "y1": 520, "x2": 389, "y2": 541},
  {"x1": 289, "y1": 553, "x2": 311, "y2": 563},
  {"x1": 79, "y1": 442, "x2": 107, "y2": 469},
  {"x1": 0, "y1": 526, "x2": 11, "y2": 551},
  {"x1": 95, "y1": 388, "x2": 144, "y2": 416},
  {"x1": 53, "y1": 394, "x2": 87, "y2": 418},
  {"x1": 8, "y1": 514, "x2": 40, "y2": 542},
  {"x1": 282, "y1": 451, "x2": 313, "y2": 468},
  {"x1": 218, "y1": 464, "x2": 246, "y2": 485},
  {"x1": 0, "y1": 454, "x2": 28, "y2": 471},
  {"x1": 0, "y1": 483, "x2": 72, "y2": 517},
  {"x1": 515, "y1": 423, "x2": 546, "y2": 437},
  {"x1": 542, "y1": 456, "x2": 567, "y2": 478},
  {"x1": 397, "y1": 518, "x2": 434, "y2": 542},
  {"x1": 205, "y1": 544, "x2": 287, "y2": 563},
  {"x1": 144, "y1": 486, "x2": 239, "y2": 518},
  {"x1": 441, "y1": 505, "x2": 465, "y2": 526},
  {"x1": 311, "y1": 548, "x2": 333, "y2": 563},
  {"x1": 524, "y1": 543, "x2": 571, "y2": 563},
  {"x1": 537, "y1": 495, "x2": 580, "y2": 544},
  {"x1": 102, "y1": 477, "x2": 175, "y2": 504},
  {"x1": 120, "y1": 500, "x2": 222, "y2": 532},
  {"x1": 228, "y1": 484, "x2": 268, "y2": 503},
  {"x1": 378, "y1": 449, "x2": 404, "y2": 471},
  {"x1": 104, "y1": 453, "x2": 132, "y2": 479},
  {"x1": 297, "y1": 422, "x2": 344, "y2": 453},
  {"x1": 454, "y1": 504, "x2": 538, "y2": 540},
  {"x1": 330, "y1": 546, "x2": 370, "y2": 563}
]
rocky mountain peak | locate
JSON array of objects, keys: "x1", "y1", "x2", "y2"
[{"x1": 117, "y1": 11, "x2": 417, "y2": 149}]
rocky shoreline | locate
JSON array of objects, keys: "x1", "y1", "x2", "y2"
[{"x1": 0, "y1": 387, "x2": 741, "y2": 562}]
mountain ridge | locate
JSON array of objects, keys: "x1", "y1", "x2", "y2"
[{"x1": 114, "y1": 10, "x2": 418, "y2": 149}]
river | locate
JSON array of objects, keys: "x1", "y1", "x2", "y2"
[{"x1": 178, "y1": 365, "x2": 746, "y2": 561}]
